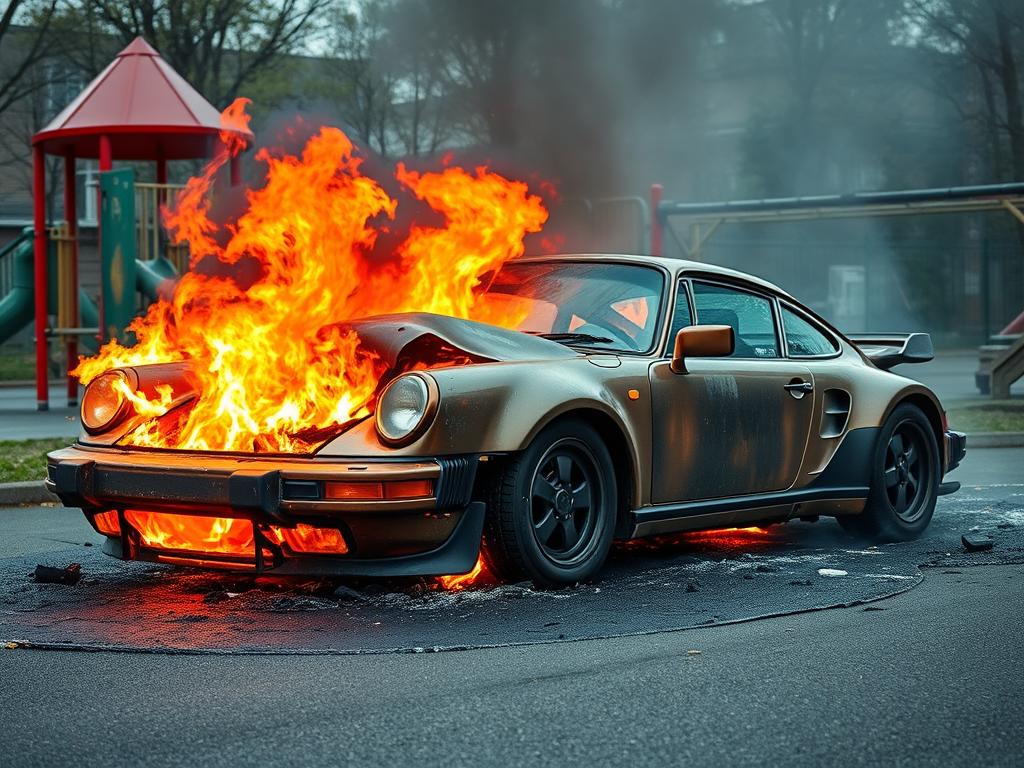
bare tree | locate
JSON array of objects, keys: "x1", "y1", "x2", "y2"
[
  {"x1": 734, "y1": 0, "x2": 908, "y2": 195},
  {"x1": 59, "y1": 0, "x2": 331, "y2": 105},
  {"x1": 0, "y1": 0, "x2": 60, "y2": 116},
  {"x1": 382, "y1": 0, "x2": 451, "y2": 156},
  {"x1": 318, "y1": 0, "x2": 457, "y2": 158},
  {"x1": 322, "y1": 1, "x2": 397, "y2": 155},
  {"x1": 907, "y1": 0, "x2": 1024, "y2": 181}
]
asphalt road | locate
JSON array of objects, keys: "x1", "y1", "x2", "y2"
[
  {"x1": 0, "y1": 565, "x2": 1021, "y2": 768},
  {"x1": 0, "y1": 448, "x2": 1021, "y2": 767}
]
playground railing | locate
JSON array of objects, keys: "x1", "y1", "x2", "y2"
[{"x1": 135, "y1": 182, "x2": 187, "y2": 266}]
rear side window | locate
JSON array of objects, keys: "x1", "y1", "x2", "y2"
[
  {"x1": 781, "y1": 306, "x2": 839, "y2": 357},
  {"x1": 692, "y1": 281, "x2": 779, "y2": 359}
]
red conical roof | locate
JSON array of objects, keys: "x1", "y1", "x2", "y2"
[{"x1": 33, "y1": 37, "x2": 252, "y2": 160}]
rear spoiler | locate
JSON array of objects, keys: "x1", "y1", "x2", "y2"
[{"x1": 846, "y1": 333, "x2": 934, "y2": 370}]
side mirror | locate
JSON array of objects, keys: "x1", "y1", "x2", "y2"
[{"x1": 670, "y1": 324, "x2": 734, "y2": 374}]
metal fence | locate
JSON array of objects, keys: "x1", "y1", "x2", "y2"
[{"x1": 687, "y1": 236, "x2": 1022, "y2": 340}]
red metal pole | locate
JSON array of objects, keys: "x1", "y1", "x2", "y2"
[
  {"x1": 32, "y1": 144, "x2": 49, "y2": 411},
  {"x1": 650, "y1": 183, "x2": 664, "y2": 257},
  {"x1": 1001, "y1": 309, "x2": 1024, "y2": 336},
  {"x1": 64, "y1": 149, "x2": 79, "y2": 406},
  {"x1": 99, "y1": 135, "x2": 112, "y2": 170},
  {"x1": 98, "y1": 135, "x2": 112, "y2": 342}
]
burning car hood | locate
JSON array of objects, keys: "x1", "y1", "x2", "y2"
[
  {"x1": 349, "y1": 312, "x2": 578, "y2": 367},
  {"x1": 80, "y1": 313, "x2": 577, "y2": 451}
]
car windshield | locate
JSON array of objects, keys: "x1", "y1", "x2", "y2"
[{"x1": 477, "y1": 261, "x2": 666, "y2": 353}]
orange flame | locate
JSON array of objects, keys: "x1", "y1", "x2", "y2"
[
  {"x1": 126, "y1": 510, "x2": 256, "y2": 555},
  {"x1": 438, "y1": 554, "x2": 488, "y2": 591},
  {"x1": 123, "y1": 511, "x2": 349, "y2": 557},
  {"x1": 73, "y1": 100, "x2": 548, "y2": 453}
]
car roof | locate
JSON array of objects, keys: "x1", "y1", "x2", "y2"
[{"x1": 516, "y1": 253, "x2": 790, "y2": 298}]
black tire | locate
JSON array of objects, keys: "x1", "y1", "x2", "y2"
[
  {"x1": 839, "y1": 403, "x2": 940, "y2": 541},
  {"x1": 482, "y1": 418, "x2": 617, "y2": 587}
]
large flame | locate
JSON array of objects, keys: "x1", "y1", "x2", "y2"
[{"x1": 74, "y1": 100, "x2": 547, "y2": 453}]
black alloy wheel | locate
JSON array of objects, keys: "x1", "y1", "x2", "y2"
[
  {"x1": 883, "y1": 421, "x2": 929, "y2": 523},
  {"x1": 530, "y1": 441, "x2": 602, "y2": 566},
  {"x1": 483, "y1": 418, "x2": 617, "y2": 587},
  {"x1": 839, "y1": 403, "x2": 939, "y2": 541}
]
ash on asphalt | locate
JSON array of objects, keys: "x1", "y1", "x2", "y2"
[{"x1": 1, "y1": 492, "x2": 1022, "y2": 655}]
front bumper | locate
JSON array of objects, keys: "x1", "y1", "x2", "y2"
[
  {"x1": 45, "y1": 444, "x2": 484, "y2": 577},
  {"x1": 944, "y1": 430, "x2": 967, "y2": 474}
]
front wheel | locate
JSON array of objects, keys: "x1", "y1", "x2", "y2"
[
  {"x1": 483, "y1": 418, "x2": 617, "y2": 587},
  {"x1": 839, "y1": 403, "x2": 940, "y2": 541}
]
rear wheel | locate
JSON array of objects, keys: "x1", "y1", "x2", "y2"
[
  {"x1": 839, "y1": 403, "x2": 939, "y2": 541},
  {"x1": 483, "y1": 419, "x2": 616, "y2": 587}
]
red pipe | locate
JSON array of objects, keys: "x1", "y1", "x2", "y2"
[
  {"x1": 97, "y1": 135, "x2": 111, "y2": 342},
  {"x1": 99, "y1": 135, "x2": 112, "y2": 169},
  {"x1": 64, "y1": 150, "x2": 78, "y2": 406},
  {"x1": 650, "y1": 183, "x2": 664, "y2": 257},
  {"x1": 32, "y1": 144, "x2": 48, "y2": 411},
  {"x1": 1002, "y1": 309, "x2": 1024, "y2": 336}
]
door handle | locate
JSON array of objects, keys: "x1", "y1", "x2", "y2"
[{"x1": 784, "y1": 381, "x2": 814, "y2": 393}]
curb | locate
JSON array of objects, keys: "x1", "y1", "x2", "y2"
[
  {"x1": 0, "y1": 481, "x2": 57, "y2": 506},
  {"x1": 967, "y1": 432, "x2": 1024, "y2": 449}
]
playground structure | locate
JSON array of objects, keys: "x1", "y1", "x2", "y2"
[
  {"x1": 0, "y1": 222, "x2": 181, "y2": 353},
  {"x1": 19, "y1": 37, "x2": 250, "y2": 411}
]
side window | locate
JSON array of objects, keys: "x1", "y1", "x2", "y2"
[
  {"x1": 692, "y1": 281, "x2": 779, "y2": 359},
  {"x1": 781, "y1": 306, "x2": 838, "y2": 357},
  {"x1": 664, "y1": 280, "x2": 694, "y2": 355}
]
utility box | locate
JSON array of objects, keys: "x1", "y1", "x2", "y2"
[{"x1": 828, "y1": 265, "x2": 866, "y2": 332}]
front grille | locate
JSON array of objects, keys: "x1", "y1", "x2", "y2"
[{"x1": 435, "y1": 456, "x2": 477, "y2": 508}]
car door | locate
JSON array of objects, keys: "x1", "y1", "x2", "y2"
[{"x1": 649, "y1": 278, "x2": 815, "y2": 503}]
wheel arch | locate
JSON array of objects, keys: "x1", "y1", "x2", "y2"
[
  {"x1": 511, "y1": 405, "x2": 641, "y2": 538},
  {"x1": 558, "y1": 408, "x2": 638, "y2": 539},
  {"x1": 886, "y1": 390, "x2": 945, "y2": 464}
]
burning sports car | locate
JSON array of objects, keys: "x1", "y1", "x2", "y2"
[{"x1": 48, "y1": 254, "x2": 966, "y2": 586}]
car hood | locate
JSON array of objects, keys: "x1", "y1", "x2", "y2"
[{"x1": 348, "y1": 312, "x2": 579, "y2": 367}]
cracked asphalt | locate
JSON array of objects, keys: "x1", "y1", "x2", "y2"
[{"x1": 0, "y1": 447, "x2": 1022, "y2": 767}]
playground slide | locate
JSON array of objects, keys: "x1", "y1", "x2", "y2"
[
  {"x1": 0, "y1": 231, "x2": 35, "y2": 345},
  {"x1": 0, "y1": 228, "x2": 174, "y2": 348},
  {"x1": 136, "y1": 256, "x2": 178, "y2": 301}
]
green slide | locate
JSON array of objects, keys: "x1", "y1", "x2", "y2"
[
  {"x1": 0, "y1": 229, "x2": 35, "y2": 345},
  {"x1": 0, "y1": 227, "x2": 175, "y2": 349}
]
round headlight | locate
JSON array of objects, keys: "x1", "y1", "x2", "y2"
[
  {"x1": 81, "y1": 370, "x2": 133, "y2": 434},
  {"x1": 375, "y1": 373, "x2": 438, "y2": 446}
]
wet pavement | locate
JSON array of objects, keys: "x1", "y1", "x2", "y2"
[
  {"x1": 2, "y1": 463, "x2": 1021, "y2": 654},
  {"x1": 0, "y1": 385, "x2": 82, "y2": 439},
  {"x1": 1, "y1": 449, "x2": 1021, "y2": 768}
]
